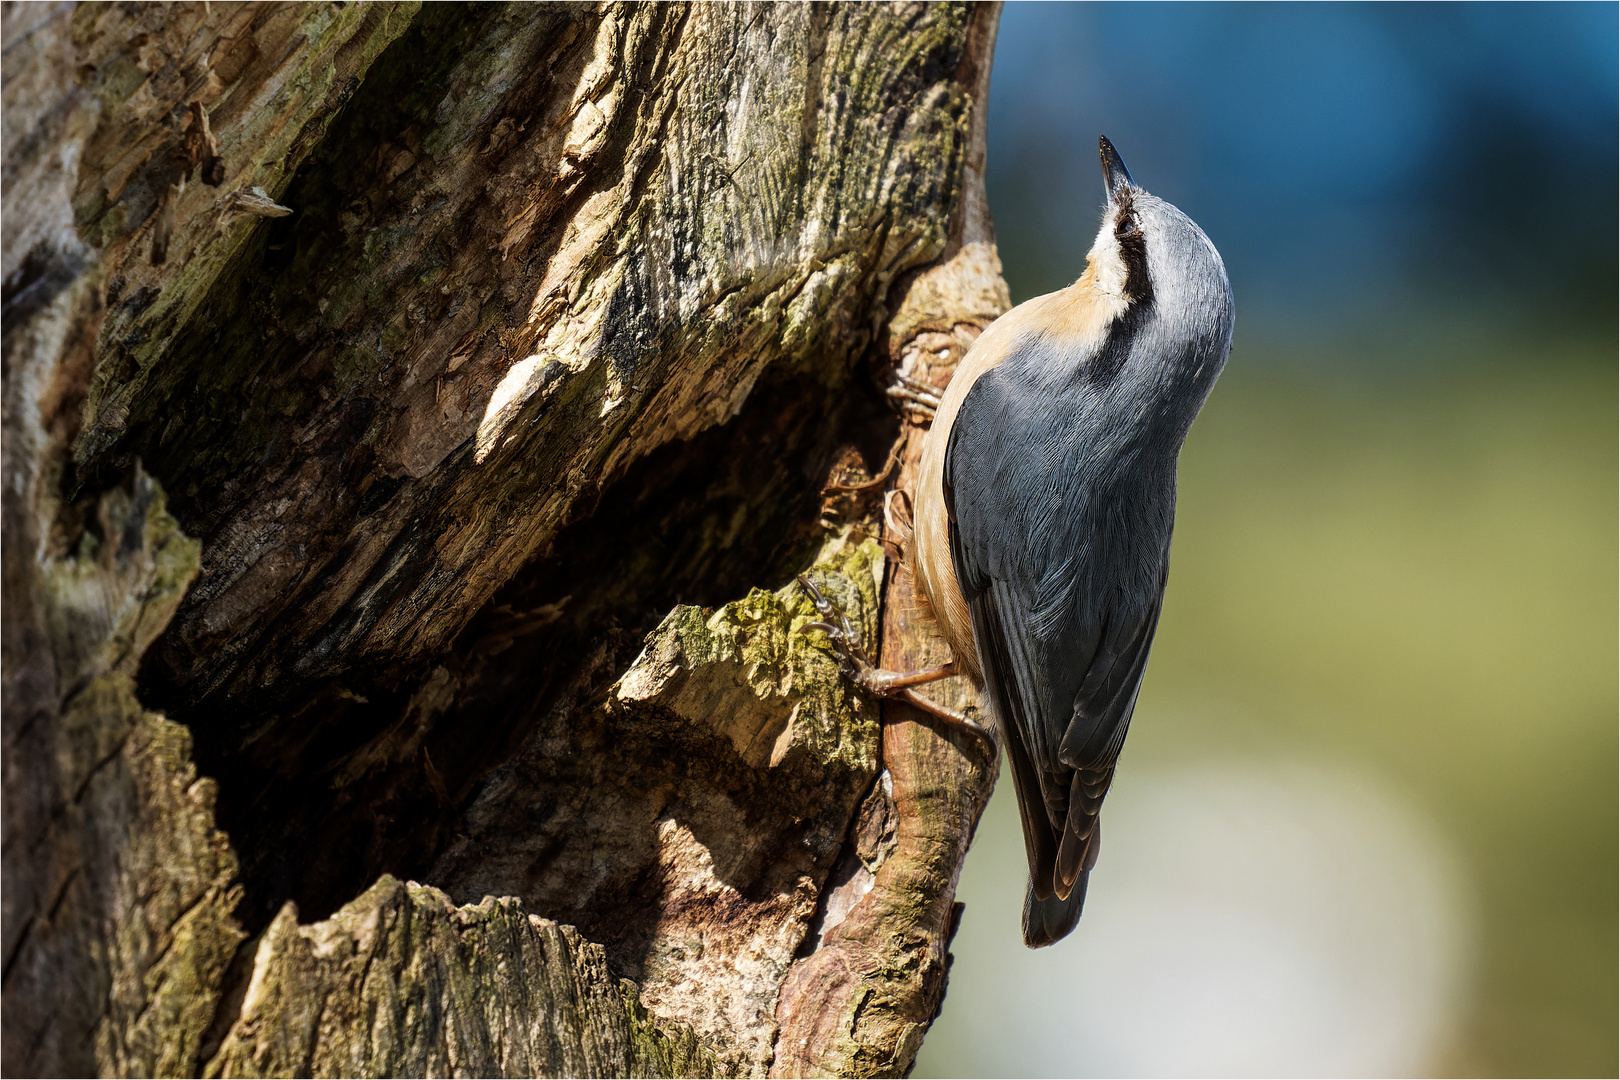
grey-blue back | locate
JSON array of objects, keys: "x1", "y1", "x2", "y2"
[{"x1": 942, "y1": 189, "x2": 1233, "y2": 946}]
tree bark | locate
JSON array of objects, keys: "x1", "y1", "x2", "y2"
[{"x1": 1, "y1": 3, "x2": 1008, "y2": 1076}]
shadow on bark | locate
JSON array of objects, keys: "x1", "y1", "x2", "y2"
[{"x1": 2, "y1": 3, "x2": 1007, "y2": 1075}]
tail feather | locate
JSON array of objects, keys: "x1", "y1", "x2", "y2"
[{"x1": 1023, "y1": 873, "x2": 1088, "y2": 947}]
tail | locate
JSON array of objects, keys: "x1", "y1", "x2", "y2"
[{"x1": 1022, "y1": 873, "x2": 1088, "y2": 948}]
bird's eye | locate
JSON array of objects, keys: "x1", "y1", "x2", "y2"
[{"x1": 1117, "y1": 216, "x2": 1137, "y2": 236}]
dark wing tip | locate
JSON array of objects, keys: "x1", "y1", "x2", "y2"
[
  {"x1": 1023, "y1": 875, "x2": 1088, "y2": 948},
  {"x1": 1055, "y1": 816, "x2": 1098, "y2": 897},
  {"x1": 1056, "y1": 768, "x2": 1111, "y2": 893}
]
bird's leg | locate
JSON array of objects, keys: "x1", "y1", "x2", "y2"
[
  {"x1": 886, "y1": 371, "x2": 943, "y2": 422},
  {"x1": 797, "y1": 576, "x2": 995, "y2": 754},
  {"x1": 864, "y1": 662, "x2": 957, "y2": 691}
]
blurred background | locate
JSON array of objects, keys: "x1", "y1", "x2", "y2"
[{"x1": 914, "y1": 4, "x2": 1617, "y2": 1077}]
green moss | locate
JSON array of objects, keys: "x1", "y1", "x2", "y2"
[
  {"x1": 635, "y1": 528, "x2": 886, "y2": 776},
  {"x1": 620, "y1": 981, "x2": 726, "y2": 1079},
  {"x1": 379, "y1": 311, "x2": 412, "y2": 355}
]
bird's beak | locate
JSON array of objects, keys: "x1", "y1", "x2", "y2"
[{"x1": 1099, "y1": 135, "x2": 1134, "y2": 201}]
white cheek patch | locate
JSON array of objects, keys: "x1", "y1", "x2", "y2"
[
  {"x1": 1059, "y1": 211, "x2": 1132, "y2": 348},
  {"x1": 1082, "y1": 213, "x2": 1129, "y2": 300}
]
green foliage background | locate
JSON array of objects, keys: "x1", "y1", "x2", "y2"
[{"x1": 915, "y1": 5, "x2": 1615, "y2": 1072}]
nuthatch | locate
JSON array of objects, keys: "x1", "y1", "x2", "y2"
[
  {"x1": 921, "y1": 135, "x2": 1232, "y2": 945},
  {"x1": 808, "y1": 136, "x2": 1233, "y2": 948}
]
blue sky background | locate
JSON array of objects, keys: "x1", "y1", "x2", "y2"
[{"x1": 985, "y1": 2, "x2": 1618, "y2": 350}]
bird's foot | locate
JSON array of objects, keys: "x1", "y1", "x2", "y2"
[
  {"x1": 886, "y1": 372, "x2": 943, "y2": 423},
  {"x1": 796, "y1": 575, "x2": 996, "y2": 755}
]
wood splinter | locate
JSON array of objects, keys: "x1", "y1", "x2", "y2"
[{"x1": 222, "y1": 185, "x2": 294, "y2": 219}]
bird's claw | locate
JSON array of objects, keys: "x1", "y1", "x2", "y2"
[
  {"x1": 798, "y1": 576, "x2": 873, "y2": 677},
  {"x1": 893, "y1": 371, "x2": 943, "y2": 400},
  {"x1": 796, "y1": 575, "x2": 996, "y2": 760},
  {"x1": 886, "y1": 371, "x2": 943, "y2": 420}
]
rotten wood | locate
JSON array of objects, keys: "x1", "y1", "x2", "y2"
[{"x1": 3, "y1": 3, "x2": 1013, "y2": 1076}]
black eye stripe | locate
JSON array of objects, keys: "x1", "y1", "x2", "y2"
[
  {"x1": 1118, "y1": 221, "x2": 1151, "y2": 303},
  {"x1": 1107, "y1": 190, "x2": 1151, "y2": 302}
]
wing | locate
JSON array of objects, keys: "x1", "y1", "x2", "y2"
[{"x1": 944, "y1": 358, "x2": 1169, "y2": 946}]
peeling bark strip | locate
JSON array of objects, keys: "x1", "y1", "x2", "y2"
[{"x1": 4, "y1": 2, "x2": 1008, "y2": 1077}]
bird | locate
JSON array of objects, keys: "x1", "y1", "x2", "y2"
[
  {"x1": 917, "y1": 135, "x2": 1232, "y2": 945},
  {"x1": 807, "y1": 134, "x2": 1233, "y2": 949}
]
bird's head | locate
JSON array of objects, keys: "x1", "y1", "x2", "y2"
[{"x1": 1081, "y1": 136, "x2": 1231, "y2": 332}]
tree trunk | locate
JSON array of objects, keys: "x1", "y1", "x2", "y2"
[{"x1": 1, "y1": 3, "x2": 1008, "y2": 1076}]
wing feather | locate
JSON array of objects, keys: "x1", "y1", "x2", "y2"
[
  {"x1": 943, "y1": 352, "x2": 1171, "y2": 937},
  {"x1": 951, "y1": 517, "x2": 1061, "y2": 900}
]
